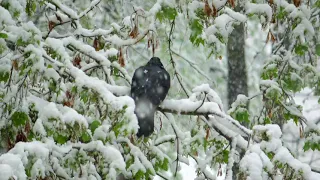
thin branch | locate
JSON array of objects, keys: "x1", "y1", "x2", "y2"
[
  {"x1": 158, "y1": 100, "x2": 251, "y2": 137},
  {"x1": 44, "y1": 0, "x2": 102, "y2": 39},
  {"x1": 171, "y1": 50, "x2": 211, "y2": 81},
  {"x1": 167, "y1": 19, "x2": 189, "y2": 97},
  {"x1": 194, "y1": 92, "x2": 207, "y2": 112}
]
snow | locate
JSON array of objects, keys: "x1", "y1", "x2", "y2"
[
  {"x1": 245, "y1": 2, "x2": 272, "y2": 22},
  {"x1": 44, "y1": 68, "x2": 60, "y2": 81},
  {"x1": 240, "y1": 151, "x2": 264, "y2": 180},
  {"x1": 0, "y1": 6, "x2": 15, "y2": 29},
  {"x1": 33, "y1": 119, "x2": 47, "y2": 136},
  {"x1": 0, "y1": 153, "x2": 27, "y2": 180},
  {"x1": 225, "y1": 138, "x2": 237, "y2": 180},
  {"x1": 31, "y1": 159, "x2": 45, "y2": 179},
  {"x1": 0, "y1": 164, "x2": 14, "y2": 180},
  {"x1": 147, "y1": 2, "x2": 161, "y2": 16},
  {"x1": 224, "y1": 7, "x2": 247, "y2": 23},
  {"x1": 187, "y1": 1, "x2": 204, "y2": 19},
  {"x1": 212, "y1": 0, "x2": 228, "y2": 10},
  {"x1": 61, "y1": 107, "x2": 88, "y2": 127},
  {"x1": 74, "y1": 27, "x2": 114, "y2": 37},
  {"x1": 274, "y1": 147, "x2": 312, "y2": 179},
  {"x1": 228, "y1": 94, "x2": 248, "y2": 114},
  {"x1": 50, "y1": 0, "x2": 78, "y2": 19},
  {"x1": 192, "y1": 83, "x2": 224, "y2": 111},
  {"x1": 161, "y1": 98, "x2": 220, "y2": 114},
  {"x1": 62, "y1": 37, "x2": 111, "y2": 67},
  {"x1": 93, "y1": 125, "x2": 110, "y2": 140}
]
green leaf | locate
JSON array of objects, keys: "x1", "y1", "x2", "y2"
[
  {"x1": 80, "y1": 131, "x2": 91, "y2": 143},
  {"x1": 283, "y1": 73, "x2": 303, "y2": 92},
  {"x1": 0, "y1": 33, "x2": 8, "y2": 39},
  {"x1": 80, "y1": 90, "x2": 89, "y2": 103},
  {"x1": 276, "y1": 7, "x2": 287, "y2": 20},
  {"x1": 90, "y1": 120, "x2": 101, "y2": 133},
  {"x1": 264, "y1": 117, "x2": 271, "y2": 124},
  {"x1": 190, "y1": 19, "x2": 203, "y2": 36},
  {"x1": 304, "y1": 141, "x2": 320, "y2": 151},
  {"x1": 261, "y1": 63, "x2": 278, "y2": 80},
  {"x1": 294, "y1": 44, "x2": 308, "y2": 56},
  {"x1": 162, "y1": 158, "x2": 169, "y2": 171},
  {"x1": 134, "y1": 170, "x2": 144, "y2": 180},
  {"x1": 54, "y1": 133, "x2": 68, "y2": 144},
  {"x1": 156, "y1": 6, "x2": 177, "y2": 22},
  {"x1": 11, "y1": 111, "x2": 28, "y2": 127},
  {"x1": 16, "y1": 38, "x2": 27, "y2": 46},
  {"x1": 189, "y1": 19, "x2": 204, "y2": 46},
  {"x1": 234, "y1": 108, "x2": 250, "y2": 123},
  {"x1": 267, "y1": 152, "x2": 274, "y2": 159},
  {"x1": 315, "y1": 44, "x2": 320, "y2": 56},
  {"x1": 222, "y1": 150, "x2": 229, "y2": 163},
  {"x1": 126, "y1": 156, "x2": 134, "y2": 169},
  {"x1": 0, "y1": 71, "x2": 10, "y2": 82},
  {"x1": 314, "y1": 0, "x2": 320, "y2": 8}
]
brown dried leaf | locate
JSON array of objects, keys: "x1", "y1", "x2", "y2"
[
  {"x1": 212, "y1": 4, "x2": 217, "y2": 17},
  {"x1": 293, "y1": 0, "x2": 301, "y2": 7},
  {"x1": 268, "y1": 109, "x2": 273, "y2": 118},
  {"x1": 193, "y1": 151, "x2": 198, "y2": 157},
  {"x1": 15, "y1": 132, "x2": 27, "y2": 143},
  {"x1": 63, "y1": 100, "x2": 74, "y2": 107},
  {"x1": 266, "y1": 32, "x2": 271, "y2": 43},
  {"x1": 24, "y1": 121, "x2": 31, "y2": 134},
  {"x1": 12, "y1": 60, "x2": 19, "y2": 71},
  {"x1": 152, "y1": 41, "x2": 155, "y2": 56},
  {"x1": 48, "y1": 21, "x2": 55, "y2": 31},
  {"x1": 300, "y1": 126, "x2": 304, "y2": 138},
  {"x1": 129, "y1": 25, "x2": 139, "y2": 38},
  {"x1": 204, "y1": 0, "x2": 212, "y2": 16},
  {"x1": 66, "y1": 90, "x2": 72, "y2": 99},
  {"x1": 205, "y1": 127, "x2": 210, "y2": 140},
  {"x1": 269, "y1": 0, "x2": 274, "y2": 5},
  {"x1": 271, "y1": 16, "x2": 276, "y2": 23},
  {"x1": 270, "y1": 32, "x2": 276, "y2": 43},
  {"x1": 93, "y1": 37, "x2": 100, "y2": 51},
  {"x1": 118, "y1": 47, "x2": 125, "y2": 67},
  {"x1": 228, "y1": 0, "x2": 235, "y2": 8},
  {"x1": 73, "y1": 55, "x2": 81, "y2": 68}
]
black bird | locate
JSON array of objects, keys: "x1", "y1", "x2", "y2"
[{"x1": 131, "y1": 57, "x2": 170, "y2": 137}]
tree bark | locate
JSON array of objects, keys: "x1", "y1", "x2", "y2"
[
  {"x1": 227, "y1": 4, "x2": 248, "y2": 180},
  {"x1": 227, "y1": 22, "x2": 248, "y2": 108}
]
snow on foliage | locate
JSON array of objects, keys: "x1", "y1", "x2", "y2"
[{"x1": 0, "y1": 0, "x2": 320, "y2": 179}]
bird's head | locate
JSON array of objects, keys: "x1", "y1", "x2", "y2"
[{"x1": 147, "y1": 57, "x2": 164, "y2": 68}]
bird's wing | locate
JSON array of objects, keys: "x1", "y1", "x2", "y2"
[
  {"x1": 131, "y1": 66, "x2": 148, "y2": 100},
  {"x1": 142, "y1": 66, "x2": 170, "y2": 105},
  {"x1": 131, "y1": 66, "x2": 170, "y2": 106}
]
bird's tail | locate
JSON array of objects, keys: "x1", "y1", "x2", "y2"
[{"x1": 136, "y1": 109, "x2": 155, "y2": 138}]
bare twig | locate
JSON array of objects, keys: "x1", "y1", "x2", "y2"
[
  {"x1": 194, "y1": 92, "x2": 207, "y2": 112},
  {"x1": 168, "y1": 19, "x2": 189, "y2": 97}
]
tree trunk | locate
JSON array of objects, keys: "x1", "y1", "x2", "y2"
[
  {"x1": 227, "y1": 4, "x2": 248, "y2": 180},
  {"x1": 227, "y1": 22, "x2": 248, "y2": 108}
]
